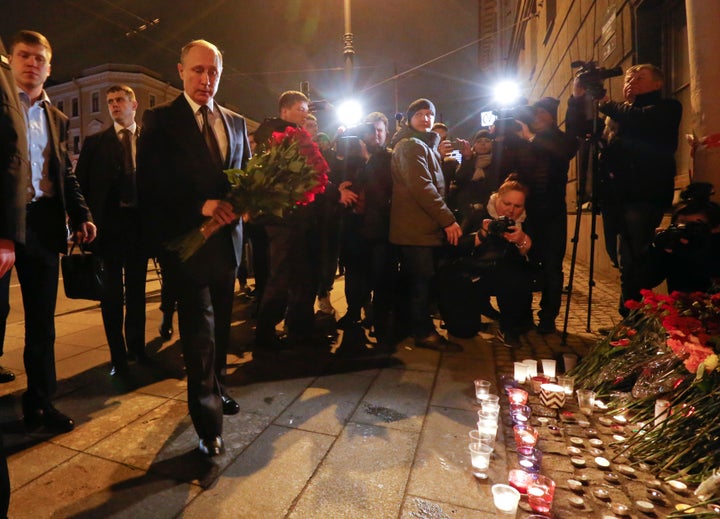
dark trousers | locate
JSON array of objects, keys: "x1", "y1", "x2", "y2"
[
  {"x1": 245, "y1": 222, "x2": 269, "y2": 305},
  {"x1": 15, "y1": 216, "x2": 62, "y2": 411},
  {"x1": 614, "y1": 201, "x2": 665, "y2": 315},
  {"x1": 525, "y1": 210, "x2": 567, "y2": 325},
  {"x1": 340, "y1": 215, "x2": 370, "y2": 319},
  {"x1": 0, "y1": 271, "x2": 9, "y2": 357},
  {"x1": 256, "y1": 223, "x2": 317, "y2": 342},
  {"x1": 98, "y1": 209, "x2": 148, "y2": 367},
  {"x1": 160, "y1": 237, "x2": 236, "y2": 440},
  {"x1": 317, "y1": 198, "x2": 342, "y2": 298},
  {"x1": 479, "y1": 261, "x2": 534, "y2": 334},
  {"x1": 398, "y1": 245, "x2": 437, "y2": 338}
]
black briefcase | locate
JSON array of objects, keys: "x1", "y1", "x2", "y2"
[{"x1": 61, "y1": 243, "x2": 104, "y2": 300}]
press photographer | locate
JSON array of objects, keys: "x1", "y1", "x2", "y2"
[
  {"x1": 640, "y1": 182, "x2": 720, "y2": 293},
  {"x1": 570, "y1": 63, "x2": 683, "y2": 315},
  {"x1": 436, "y1": 175, "x2": 538, "y2": 347}
]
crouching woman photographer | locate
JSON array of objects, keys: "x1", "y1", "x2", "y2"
[{"x1": 438, "y1": 175, "x2": 538, "y2": 346}]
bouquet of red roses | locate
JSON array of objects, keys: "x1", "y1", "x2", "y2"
[{"x1": 169, "y1": 126, "x2": 329, "y2": 261}]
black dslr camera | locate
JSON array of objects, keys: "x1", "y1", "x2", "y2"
[
  {"x1": 487, "y1": 216, "x2": 516, "y2": 235},
  {"x1": 336, "y1": 122, "x2": 375, "y2": 157},
  {"x1": 653, "y1": 221, "x2": 710, "y2": 251},
  {"x1": 572, "y1": 60, "x2": 623, "y2": 100}
]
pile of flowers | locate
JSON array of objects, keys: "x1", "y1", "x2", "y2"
[
  {"x1": 572, "y1": 290, "x2": 720, "y2": 484},
  {"x1": 169, "y1": 126, "x2": 329, "y2": 261}
]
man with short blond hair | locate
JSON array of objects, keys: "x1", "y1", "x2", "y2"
[{"x1": 8, "y1": 30, "x2": 96, "y2": 432}]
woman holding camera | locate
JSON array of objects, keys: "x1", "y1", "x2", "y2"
[{"x1": 467, "y1": 175, "x2": 537, "y2": 347}]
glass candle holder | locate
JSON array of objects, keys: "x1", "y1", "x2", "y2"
[
  {"x1": 469, "y1": 429, "x2": 496, "y2": 450},
  {"x1": 517, "y1": 447, "x2": 543, "y2": 473},
  {"x1": 508, "y1": 469, "x2": 534, "y2": 494},
  {"x1": 510, "y1": 404, "x2": 531, "y2": 424},
  {"x1": 481, "y1": 400, "x2": 500, "y2": 415},
  {"x1": 513, "y1": 424, "x2": 539, "y2": 448},
  {"x1": 478, "y1": 408, "x2": 499, "y2": 423},
  {"x1": 557, "y1": 375, "x2": 575, "y2": 395},
  {"x1": 541, "y1": 358, "x2": 557, "y2": 378},
  {"x1": 530, "y1": 375, "x2": 549, "y2": 394},
  {"x1": 563, "y1": 353, "x2": 578, "y2": 372},
  {"x1": 468, "y1": 441, "x2": 493, "y2": 479},
  {"x1": 477, "y1": 420, "x2": 498, "y2": 441},
  {"x1": 483, "y1": 394, "x2": 500, "y2": 406},
  {"x1": 513, "y1": 362, "x2": 528, "y2": 383},
  {"x1": 492, "y1": 484, "x2": 521, "y2": 515},
  {"x1": 523, "y1": 359, "x2": 538, "y2": 378},
  {"x1": 576, "y1": 389, "x2": 596, "y2": 416},
  {"x1": 474, "y1": 379, "x2": 491, "y2": 402},
  {"x1": 527, "y1": 475, "x2": 556, "y2": 514},
  {"x1": 507, "y1": 387, "x2": 529, "y2": 405}
]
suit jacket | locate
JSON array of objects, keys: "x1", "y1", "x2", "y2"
[
  {"x1": 136, "y1": 94, "x2": 250, "y2": 264},
  {"x1": 75, "y1": 124, "x2": 137, "y2": 252},
  {"x1": 36, "y1": 102, "x2": 94, "y2": 253},
  {"x1": 0, "y1": 38, "x2": 29, "y2": 245}
]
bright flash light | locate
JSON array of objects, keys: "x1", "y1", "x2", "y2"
[
  {"x1": 493, "y1": 81, "x2": 521, "y2": 106},
  {"x1": 337, "y1": 99, "x2": 363, "y2": 127}
]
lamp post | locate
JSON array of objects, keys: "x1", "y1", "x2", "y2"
[{"x1": 342, "y1": 0, "x2": 355, "y2": 95}]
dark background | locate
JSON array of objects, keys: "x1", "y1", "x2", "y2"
[{"x1": 2, "y1": 0, "x2": 497, "y2": 137}]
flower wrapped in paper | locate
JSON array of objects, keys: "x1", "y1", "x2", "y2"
[{"x1": 169, "y1": 126, "x2": 329, "y2": 261}]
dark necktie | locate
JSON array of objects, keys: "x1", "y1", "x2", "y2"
[
  {"x1": 118, "y1": 129, "x2": 137, "y2": 206},
  {"x1": 119, "y1": 129, "x2": 134, "y2": 175},
  {"x1": 200, "y1": 105, "x2": 224, "y2": 169}
]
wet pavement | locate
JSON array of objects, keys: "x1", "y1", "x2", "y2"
[{"x1": 0, "y1": 259, "x2": 663, "y2": 519}]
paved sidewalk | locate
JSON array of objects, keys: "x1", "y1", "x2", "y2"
[{"x1": 1, "y1": 259, "x2": 623, "y2": 518}]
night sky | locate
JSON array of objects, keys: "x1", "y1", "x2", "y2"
[{"x1": 2, "y1": 0, "x2": 496, "y2": 137}]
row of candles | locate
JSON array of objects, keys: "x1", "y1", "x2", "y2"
[{"x1": 471, "y1": 357, "x2": 579, "y2": 516}]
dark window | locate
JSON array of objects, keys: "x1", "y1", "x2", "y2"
[
  {"x1": 149, "y1": 94, "x2": 157, "y2": 108},
  {"x1": 57, "y1": 100, "x2": 64, "y2": 114},
  {"x1": 71, "y1": 97, "x2": 79, "y2": 117},
  {"x1": 73, "y1": 135, "x2": 80, "y2": 153},
  {"x1": 91, "y1": 92, "x2": 99, "y2": 113}
]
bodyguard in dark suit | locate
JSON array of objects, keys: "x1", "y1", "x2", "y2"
[
  {"x1": 137, "y1": 39, "x2": 250, "y2": 457},
  {"x1": 8, "y1": 31, "x2": 96, "y2": 433},
  {"x1": 75, "y1": 85, "x2": 148, "y2": 376},
  {"x1": 1, "y1": 33, "x2": 31, "y2": 519}
]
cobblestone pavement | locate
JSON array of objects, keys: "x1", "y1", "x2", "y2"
[{"x1": 2, "y1": 258, "x2": 698, "y2": 518}]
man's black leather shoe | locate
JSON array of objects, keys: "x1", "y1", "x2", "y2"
[
  {"x1": 0, "y1": 366, "x2": 15, "y2": 383},
  {"x1": 221, "y1": 394, "x2": 240, "y2": 415},
  {"x1": 198, "y1": 435, "x2": 224, "y2": 457},
  {"x1": 159, "y1": 314, "x2": 174, "y2": 340},
  {"x1": 109, "y1": 362, "x2": 129, "y2": 377},
  {"x1": 25, "y1": 405, "x2": 75, "y2": 433}
]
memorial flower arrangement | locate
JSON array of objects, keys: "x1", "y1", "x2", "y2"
[
  {"x1": 571, "y1": 290, "x2": 720, "y2": 484},
  {"x1": 169, "y1": 126, "x2": 329, "y2": 261}
]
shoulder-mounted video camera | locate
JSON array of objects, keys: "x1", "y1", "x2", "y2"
[
  {"x1": 572, "y1": 60, "x2": 623, "y2": 100},
  {"x1": 487, "y1": 216, "x2": 516, "y2": 235}
]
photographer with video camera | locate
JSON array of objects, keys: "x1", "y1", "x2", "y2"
[
  {"x1": 639, "y1": 182, "x2": 720, "y2": 294},
  {"x1": 437, "y1": 175, "x2": 536, "y2": 346},
  {"x1": 570, "y1": 63, "x2": 683, "y2": 316}
]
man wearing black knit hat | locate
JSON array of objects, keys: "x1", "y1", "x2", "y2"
[{"x1": 389, "y1": 98, "x2": 463, "y2": 352}]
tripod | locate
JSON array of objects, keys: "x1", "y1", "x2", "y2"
[{"x1": 561, "y1": 98, "x2": 602, "y2": 344}]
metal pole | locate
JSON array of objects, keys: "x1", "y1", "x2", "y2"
[{"x1": 343, "y1": 0, "x2": 355, "y2": 95}]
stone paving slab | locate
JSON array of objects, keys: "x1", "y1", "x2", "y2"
[{"x1": 4, "y1": 259, "x2": 665, "y2": 518}]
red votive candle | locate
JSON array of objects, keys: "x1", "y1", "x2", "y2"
[
  {"x1": 508, "y1": 469, "x2": 534, "y2": 494},
  {"x1": 507, "y1": 387, "x2": 529, "y2": 405},
  {"x1": 513, "y1": 424, "x2": 539, "y2": 448}
]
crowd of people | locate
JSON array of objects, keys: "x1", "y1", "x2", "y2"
[{"x1": 0, "y1": 29, "x2": 700, "y2": 500}]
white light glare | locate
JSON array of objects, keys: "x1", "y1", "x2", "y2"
[
  {"x1": 337, "y1": 99, "x2": 363, "y2": 127},
  {"x1": 493, "y1": 81, "x2": 521, "y2": 106}
]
